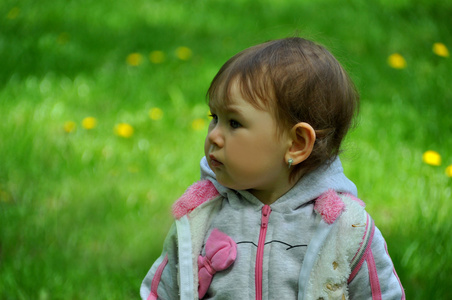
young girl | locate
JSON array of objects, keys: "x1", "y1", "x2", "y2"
[{"x1": 141, "y1": 37, "x2": 404, "y2": 300}]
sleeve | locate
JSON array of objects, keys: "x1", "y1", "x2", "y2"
[
  {"x1": 140, "y1": 223, "x2": 180, "y2": 300},
  {"x1": 348, "y1": 226, "x2": 405, "y2": 300}
]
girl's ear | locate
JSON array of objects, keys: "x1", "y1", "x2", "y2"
[{"x1": 285, "y1": 122, "x2": 316, "y2": 166}]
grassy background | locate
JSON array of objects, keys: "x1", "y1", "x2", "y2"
[{"x1": 1, "y1": 0, "x2": 451, "y2": 298}]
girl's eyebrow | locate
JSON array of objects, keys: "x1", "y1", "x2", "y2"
[
  {"x1": 209, "y1": 103, "x2": 244, "y2": 115},
  {"x1": 224, "y1": 105, "x2": 244, "y2": 115}
]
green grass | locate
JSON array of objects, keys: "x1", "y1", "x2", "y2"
[{"x1": 1, "y1": 0, "x2": 451, "y2": 298}]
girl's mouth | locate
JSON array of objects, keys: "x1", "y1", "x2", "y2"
[{"x1": 209, "y1": 154, "x2": 223, "y2": 167}]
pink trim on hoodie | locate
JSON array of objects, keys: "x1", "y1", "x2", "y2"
[
  {"x1": 367, "y1": 249, "x2": 382, "y2": 300},
  {"x1": 172, "y1": 180, "x2": 219, "y2": 219},
  {"x1": 314, "y1": 189, "x2": 345, "y2": 224},
  {"x1": 148, "y1": 254, "x2": 169, "y2": 300},
  {"x1": 349, "y1": 217, "x2": 375, "y2": 283}
]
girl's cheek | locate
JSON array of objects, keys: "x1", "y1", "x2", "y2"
[
  {"x1": 228, "y1": 143, "x2": 253, "y2": 161},
  {"x1": 204, "y1": 137, "x2": 211, "y2": 156}
]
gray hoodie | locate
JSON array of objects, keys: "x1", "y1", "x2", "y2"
[{"x1": 141, "y1": 157, "x2": 404, "y2": 299}]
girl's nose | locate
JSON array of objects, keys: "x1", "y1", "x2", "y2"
[{"x1": 207, "y1": 124, "x2": 224, "y2": 148}]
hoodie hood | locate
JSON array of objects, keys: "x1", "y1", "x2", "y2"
[{"x1": 200, "y1": 156, "x2": 357, "y2": 213}]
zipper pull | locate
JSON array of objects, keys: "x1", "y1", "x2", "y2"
[{"x1": 261, "y1": 205, "x2": 271, "y2": 228}]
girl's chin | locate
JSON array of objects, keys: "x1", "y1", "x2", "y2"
[{"x1": 215, "y1": 177, "x2": 249, "y2": 192}]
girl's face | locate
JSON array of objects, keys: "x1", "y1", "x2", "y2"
[{"x1": 204, "y1": 82, "x2": 292, "y2": 204}]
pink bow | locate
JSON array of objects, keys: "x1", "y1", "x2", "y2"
[{"x1": 198, "y1": 229, "x2": 237, "y2": 298}]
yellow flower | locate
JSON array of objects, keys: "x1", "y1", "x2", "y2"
[
  {"x1": 176, "y1": 46, "x2": 193, "y2": 60},
  {"x1": 446, "y1": 165, "x2": 452, "y2": 177},
  {"x1": 114, "y1": 123, "x2": 134, "y2": 138},
  {"x1": 388, "y1": 53, "x2": 407, "y2": 69},
  {"x1": 64, "y1": 121, "x2": 76, "y2": 133},
  {"x1": 422, "y1": 150, "x2": 441, "y2": 166},
  {"x1": 82, "y1": 117, "x2": 97, "y2": 130},
  {"x1": 126, "y1": 53, "x2": 143, "y2": 66},
  {"x1": 433, "y1": 43, "x2": 449, "y2": 58},
  {"x1": 191, "y1": 118, "x2": 206, "y2": 131},
  {"x1": 149, "y1": 51, "x2": 166, "y2": 64},
  {"x1": 149, "y1": 107, "x2": 163, "y2": 120},
  {"x1": 7, "y1": 7, "x2": 20, "y2": 19}
]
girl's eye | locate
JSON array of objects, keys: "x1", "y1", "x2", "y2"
[
  {"x1": 229, "y1": 120, "x2": 241, "y2": 129},
  {"x1": 209, "y1": 114, "x2": 218, "y2": 124}
]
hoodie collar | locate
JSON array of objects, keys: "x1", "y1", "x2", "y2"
[{"x1": 200, "y1": 156, "x2": 357, "y2": 213}]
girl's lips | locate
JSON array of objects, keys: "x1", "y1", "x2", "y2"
[{"x1": 209, "y1": 155, "x2": 223, "y2": 167}]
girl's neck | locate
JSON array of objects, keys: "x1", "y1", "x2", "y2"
[{"x1": 249, "y1": 170, "x2": 306, "y2": 205}]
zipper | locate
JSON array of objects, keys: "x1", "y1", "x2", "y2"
[{"x1": 255, "y1": 205, "x2": 271, "y2": 300}]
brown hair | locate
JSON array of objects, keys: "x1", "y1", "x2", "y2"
[{"x1": 207, "y1": 37, "x2": 359, "y2": 179}]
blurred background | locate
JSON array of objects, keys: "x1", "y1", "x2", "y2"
[{"x1": 0, "y1": 0, "x2": 451, "y2": 298}]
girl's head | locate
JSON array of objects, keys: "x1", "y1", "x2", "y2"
[{"x1": 206, "y1": 37, "x2": 359, "y2": 183}]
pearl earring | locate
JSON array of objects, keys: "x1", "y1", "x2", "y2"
[{"x1": 288, "y1": 158, "x2": 294, "y2": 168}]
